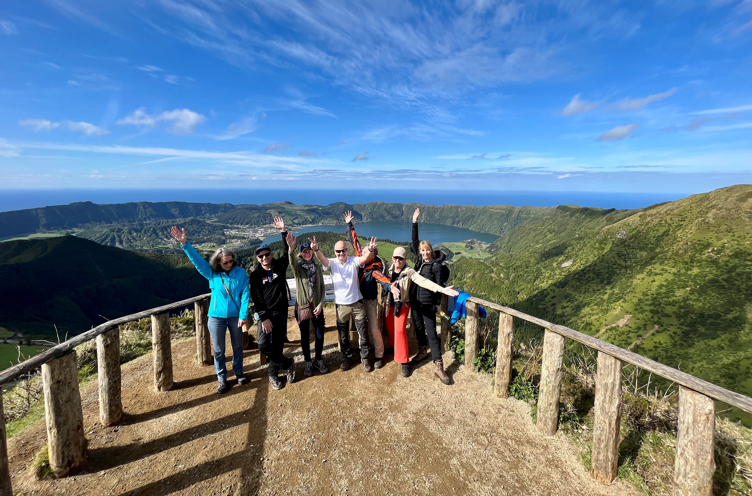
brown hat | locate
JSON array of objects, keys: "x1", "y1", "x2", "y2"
[{"x1": 393, "y1": 246, "x2": 407, "y2": 259}]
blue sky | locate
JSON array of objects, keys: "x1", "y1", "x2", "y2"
[{"x1": 1, "y1": 0, "x2": 751, "y2": 193}]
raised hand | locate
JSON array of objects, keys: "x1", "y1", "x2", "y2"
[
  {"x1": 273, "y1": 216, "x2": 285, "y2": 231},
  {"x1": 308, "y1": 236, "x2": 319, "y2": 252},
  {"x1": 442, "y1": 285, "x2": 460, "y2": 298},
  {"x1": 170, "y1": 226, "x2": 187, "y2": 245},
  {"x1": 286, "y1": 232, "x2": 296, "y2": 252},
  {"x1": 343, "y1": 210, "x2": 354, "y2": 224},
  {"x1": 412, "y1": 207, "x2": 421, "y2": 223},
  {"x1": 368, "y1": 236, "x2": 377, "y2": 251}
]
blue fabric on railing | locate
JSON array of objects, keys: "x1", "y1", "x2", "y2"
[{"x1": 450, "y1": 291, "x2": 487, "y2": 325}]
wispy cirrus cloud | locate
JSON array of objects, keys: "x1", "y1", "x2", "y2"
[
  {"x1": 19, "y1": 118, "x2": 109, "y2": 136},
  {"x1": 298, "y1": 150, "x2": 318, "y2": 157},
  {"x1": 562, "y1": 94, "x2": 600, "y2": 116},
  {"x1": 611, "y1": 88, "x2": 677, "y2": 112},
  {"x1": 597, "y1": 123, "x2": 640, "y2": 141},
  {"x1": 116, "y1": 108, "x2": 205, "y2": 134},
  {"x1": 691, "y1": 104, "x2": 752, "y2": 115},
  {"x1": 352, "y1": 152, "x2": 369, "y2": 162},
  {"x1": 0, "y1": 20, "x2": 18, "y2": 35},
  {"x1": 264, "y1": 143, "x2": 291, "y2": 153},
  {"x1": 214, "y1": 117, "x2": 260, "y2": 141}
]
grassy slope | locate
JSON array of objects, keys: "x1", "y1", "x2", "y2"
[{"x1": 451, "y1": 185, "x2": 752, "y2": 420}]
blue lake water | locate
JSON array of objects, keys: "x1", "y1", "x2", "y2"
[
  {"x1": 263, "y1": 221, "x2": 498, "y2": 246},
  {"x1": 0, "y1": 189, "x2": 687, "y2": 213}
]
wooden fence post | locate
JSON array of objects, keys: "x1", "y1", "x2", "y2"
[
  {"x1": 1, "y1": 389, "x2": 12, "y2": 495},
  {"x1": 591, "y1": 352, "x2": 623, "y2": 483},
  {"x1": 440, "y1": 295, "x2": 451, "y2": 354},
  {"x1": 494, "y1": 312, "x2": 514, "y2": 398},
  {"x1": 537, "y1": 328, "x2": 565, "y2": 436},
  {"x1": 674, "y1": 387, "x2": 715, "y2": 496},
  {"x1": 464, "y1": 300, "x2": 479, "y2": 367},
  {"x1": 41, "y1": 352, "x2": 86, "y2": 478},
  {"x1": 151, "y1": 312, "x2": 173, "y2": 392},
  {"x1": 194, "y1": 299, "x2": 212, "y2": 365},
  {"x1": 96, "y1": 327, "x2": 122, "y2": 426}
]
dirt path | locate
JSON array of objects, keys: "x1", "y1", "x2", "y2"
[{"x1": 7, "y1": 309, "x2": 638, "y2": 496}]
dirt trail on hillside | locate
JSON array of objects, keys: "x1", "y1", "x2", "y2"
[{"x1": 7, "y1": 308, "x2": 638, "y2": 496}]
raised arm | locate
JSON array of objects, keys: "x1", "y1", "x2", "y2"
[
  {"x1": 356, "y1": 237, "x2": 377, "y2": 266},
  {"x1": 409, "y1": 268, "x2": 460, "y2": 297},
  {"x1": 309, "y1": 236, "x2": 330, "y2": 269},
  {"x1": 411, "y1": 208, "x2": 420, "y2": 262},
  {"x1": 287, "y1": 232, "x2": 303, "y2": 277},
  {"x1": 273, "y1": 216, "x2": 289, "y2": 271},
  {"x1": 344, "y1": 210, "x2": 363, "y2": 257},
  {"x1": 171, "y1": 226, "x2": 212, "y2": 279}
]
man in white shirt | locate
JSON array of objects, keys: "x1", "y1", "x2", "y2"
[{"x1": 310, "y1": 235, "x2": 377, "y2": 372}]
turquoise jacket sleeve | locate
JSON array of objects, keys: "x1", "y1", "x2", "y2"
[
  {"x1": 239, "y1": 270, "x2": 251, "y2": 321},
  {"x1": 181, "y1": 242, "x2": 212, "y2": 280}
]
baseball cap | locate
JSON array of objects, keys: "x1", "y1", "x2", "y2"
[
  {"x1": 255, "y1": 244, "x2": 271, "y2": 254},
  {"x1": 300, "y1": 242, "x2": 312, "y2": 253},
  {"x1": 393, "y1": 246, "x2": 407, "y2": 258}
]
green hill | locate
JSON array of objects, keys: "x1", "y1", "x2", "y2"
[
  {"x1": 450, "y1": 185, "x2": 752, "y2": 419},
  {"x1": 0, "y1": 236, "x2": 207, "y2": 339}
]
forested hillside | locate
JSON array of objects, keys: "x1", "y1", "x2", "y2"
[
  {"x1": 450, "y1": 185, "x2": 752, "y2": 415},
  {"x1": 0, "y1": 236, "x2": 206, "y2": 338}
]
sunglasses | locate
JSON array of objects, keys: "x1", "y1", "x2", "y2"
[
  {"x1": 220, "y1": 260, "x2": 235, "y2": 266},
  {"x1": 335, "y1": 249, "x2": 347, "y2": 254},
  {"x1": 257, "y1": 252, "x2": 272, "y2": 259},
  {"x1": 393, "y1": 256, "x2": 404, "y2": 261}
]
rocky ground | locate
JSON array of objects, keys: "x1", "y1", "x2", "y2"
[{"x1": 7, "y1": 308, "x2": 638, "y2": 496}]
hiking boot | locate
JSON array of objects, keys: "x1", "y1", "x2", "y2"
[
  {"x1": 315, "y1": 359, "x2": 329, "y2": 374},
  {"x1": 340, "y1": 357, "x2": 352, "y2": 371},
  {"x1": 217, "y1": 379, "x2": 230, "y2": 394},
  {"x1": 401, "y1": 363, "x2": 412, "y2": 378},
  {"x1": 410, "y1": 346, "x2": 429, "y2": 365},
  {"x1": 236, "y1": 374, "x2": 248, "y2": 386},
  {"x1": 304, "y1": 361, "x2": 314, "y2": 377},
  {"x1": 269, "y1": 375, "x2": 284, "y2": 390},
  {"x1": 286, "y1": 364, "x2": 296, "y2": 384},
  {"x1": 362, "y1": 358, "x2": 374, "y2": 373},
  {"x1": 374, "y1": 357, "x2": 385, "y2": 369},
  {"x1": 434, "y1": 359, "x2": 451, "y2": 385}
]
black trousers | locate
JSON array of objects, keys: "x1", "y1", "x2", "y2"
[
  {"x1": 410, "y1": 300, "x2": 442, "y2": 361},
  {"x1": 295, "y1": 307, "x2": 326, "y2": 362},
  {"x1": 257, "y1": 310, "x2": 292, "y2": 376}
]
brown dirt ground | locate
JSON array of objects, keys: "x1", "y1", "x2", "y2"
[{"x1": 7, "y1": 308, "x2": 639, "y2": 496}]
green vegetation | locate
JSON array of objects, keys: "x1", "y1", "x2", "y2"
[
  {"x1": 0, "y1": 327, "x2": 12, "y2": 338},
  {"x1": 0, "y1": 344, "x2": 48, "y2": 369},
  {"x1": 0, "y1": 236, "x2": 207, "y2": 340},
  {"x1": 439, "y1": 240, "x2": 493, "y2": 260},
  {"x1": 451, "y1": 185, "x2": 752, "y2": 421}
]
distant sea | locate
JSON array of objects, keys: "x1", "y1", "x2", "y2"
[{"x1": 0, "y1": 189, "x2": 687, "y2": 213}]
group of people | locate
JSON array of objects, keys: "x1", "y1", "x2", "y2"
[{"x1": 170, "y1": 208, "x2": 459, "y2": 394}]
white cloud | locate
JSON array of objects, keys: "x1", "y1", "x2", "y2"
[
  {"x1": 0, "y1": 138, "x2": 20, "y2": 157},
  {"x1": 19, "y1": 119, "x2": 60, "y2": 131},
  {"x1": 562, "y1": 94, "x2": 600, "y2": 116},
  {"x1": 264, "y1": 143, "x2": 291, "y2": 153},
  {"x1": 701, "y1": 122, "x2": 752, "y2": 132},
  {"x1": 19, "y1": 119, "x2": 108, "y2": 136},
  {"x1": 116, "y1": 108, "x2": 206, "y2": 134},
  {"x1": 0, "y1": 20, "x2": 18, "y2": 35},
  {"x1": 63, "y1": 121, "x2": 109, "y2": 136},
  {"x1": 597, "y1": 123, "x2": 640, "y2": 141},
  {"x1": 557, "y1": 173, "x2": 581, "y2": 179},
  {"x1": 137, "y1": 65, "x2": 163, "y2": 72},
  {"x1": 352, "y1": 152, "x2": 369, "y2": 162},
  {"x1": 612, "y1": 88, "x2": 677, "y2": 112},
  {"x1": 215, "y1": 117, "x2": 260, "y2": 141},
  {"x1": 691, "y1": 104, "x2": 752, "y2": 115}
]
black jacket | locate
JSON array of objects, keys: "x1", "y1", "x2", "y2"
[
  {"x1": 250, "y1": 232, "x2": 290, "y2": 320},
  {"x1": 410, "y1": 222, "x2": 449, "y2": 306}
]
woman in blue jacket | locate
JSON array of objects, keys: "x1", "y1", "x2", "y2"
[{"x1": 171, "y1": 226, "x2": 251, "y2": 394}]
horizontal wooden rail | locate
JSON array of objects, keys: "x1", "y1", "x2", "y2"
[
  {"x1": 0, "y1": 293, "x2": 211, "y2": 387},
  {"x1": 467, "y1": 296, "x2": 752, "y2": 415}
]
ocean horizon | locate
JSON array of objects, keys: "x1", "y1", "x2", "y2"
[{"x1": 0, "y1": 189, "x2": 688, "y2": 213}]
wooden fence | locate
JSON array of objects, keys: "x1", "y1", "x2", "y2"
[{"x1": 0, "y1": 292, "x2": 748, "y2": 495}]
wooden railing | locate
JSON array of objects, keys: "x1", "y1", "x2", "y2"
[
  {"x1": 0, "y1": 292, "x2": 746, "y2": 496},
  {"x1": 461, "y1": 296, "x2": 746, "y2": 496}
]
